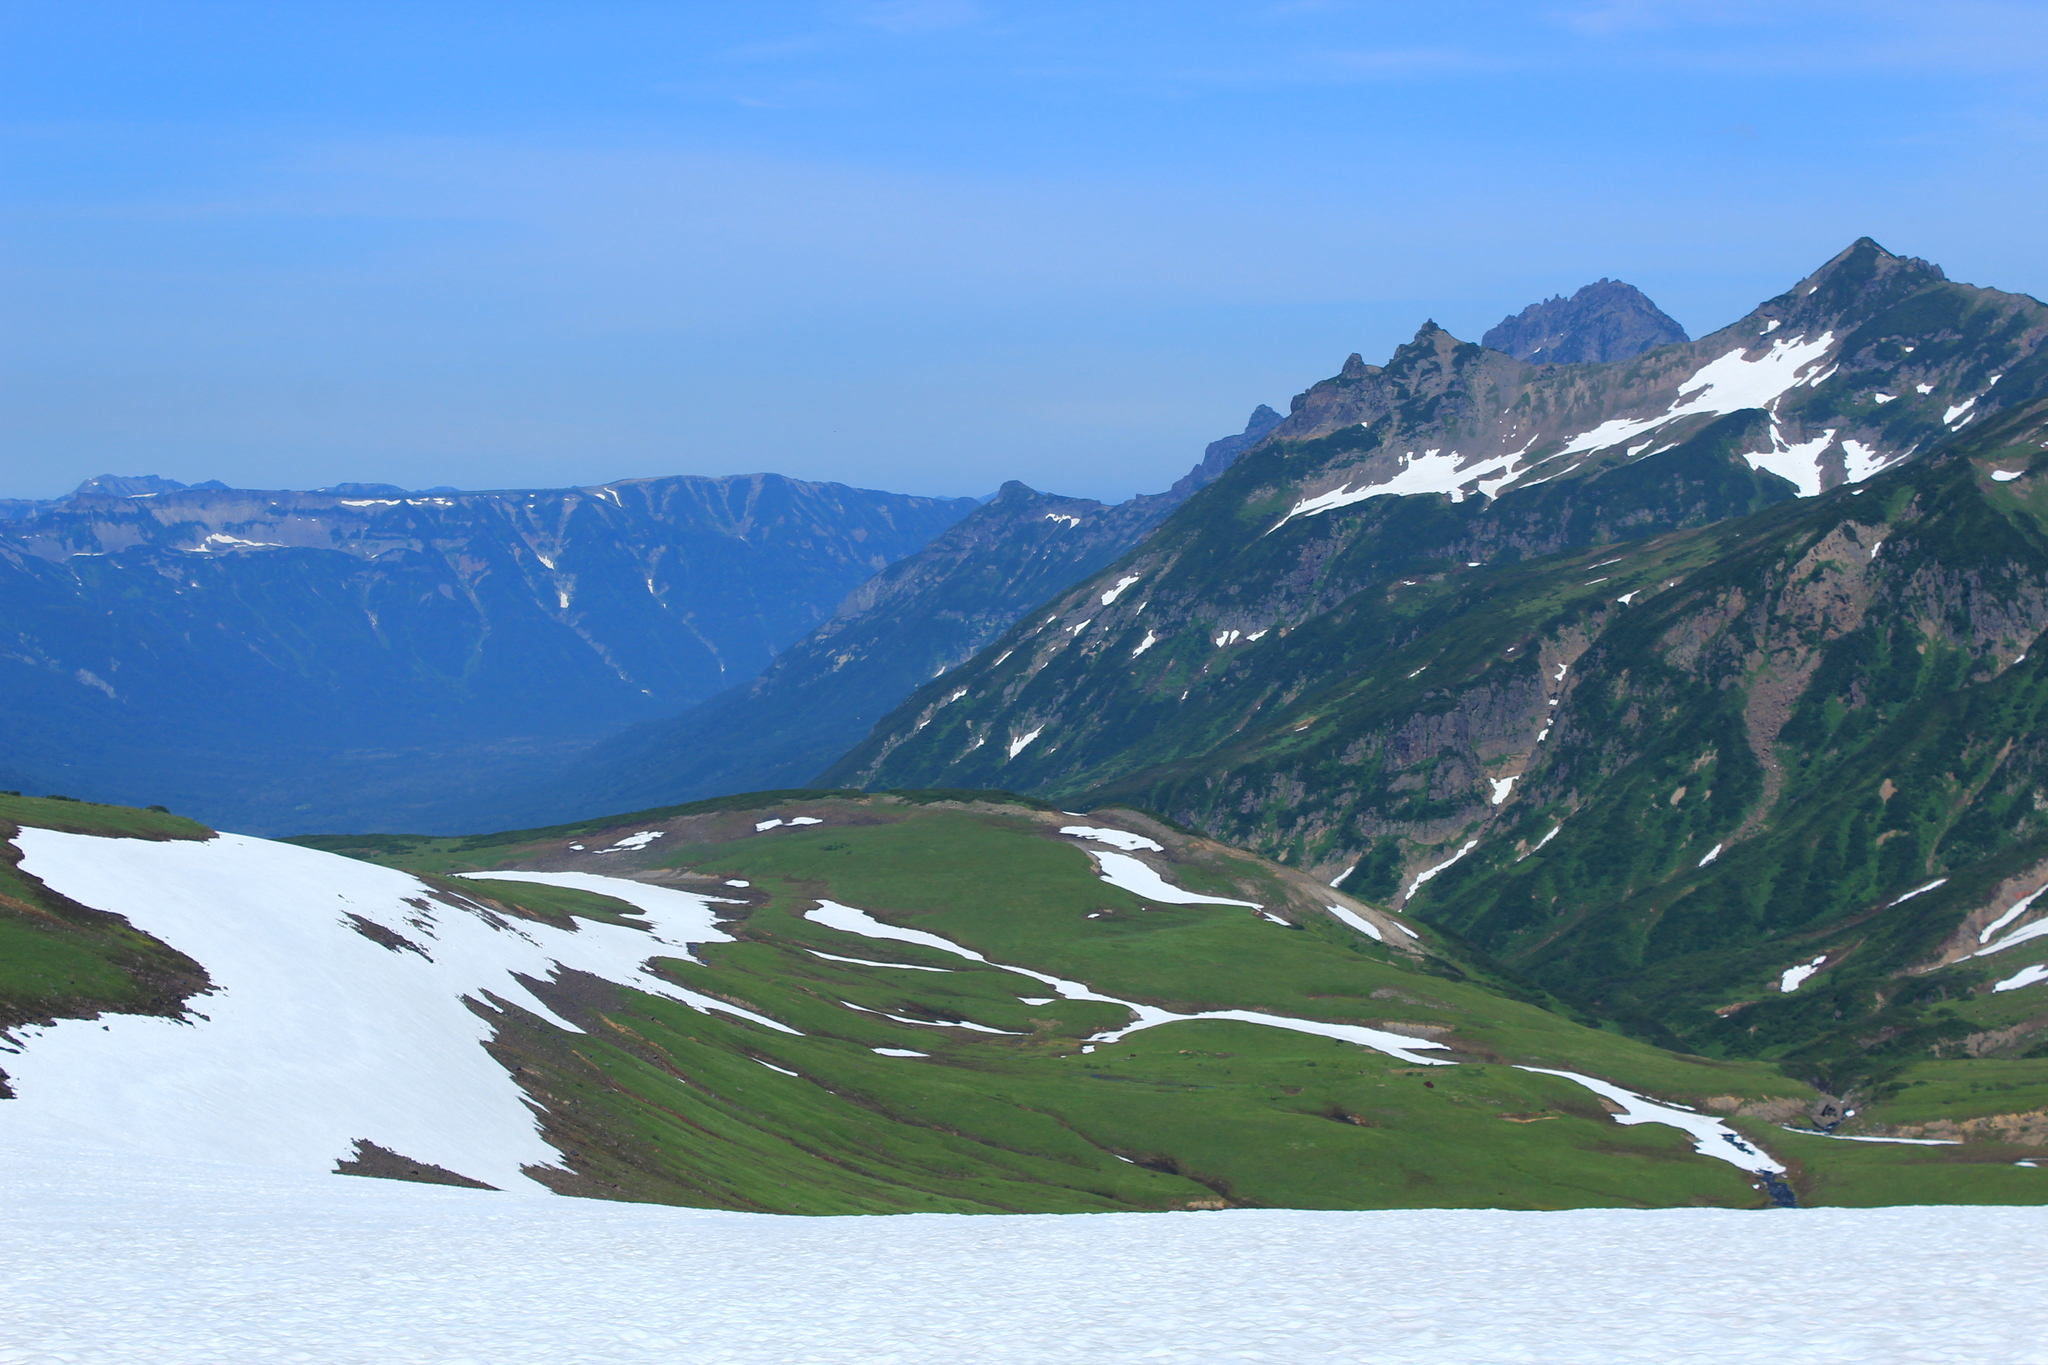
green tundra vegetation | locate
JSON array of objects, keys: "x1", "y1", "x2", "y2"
[
  {"x1": 7, "y1": 242, "x2": 2048, "y2": 1210},
  {"x1": 826, "y1": 340, "x2": 2048, "y2": 1126},
  {"x1": 287, "y1": 794, "x2": 2046, "y2": 1210},
  {"x1": 0, "y1": 793, "x2": 212, "y2": 1046}
]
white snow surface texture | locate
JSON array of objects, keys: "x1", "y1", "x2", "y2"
[
  {"x1": 4, "y1": 1141, "x2": 2045, "y2": 1365},
  {"x1": 1087, "y1": 848, "x2": 1261, "y2": 906},
  {"x1": 1059, "y1": 824, "x2": 1165, "y2": 852},
  {"x1": 0, "y1": 830, "x2": 750, "y2": 1191}
]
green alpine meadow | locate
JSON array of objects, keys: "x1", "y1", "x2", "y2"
[{"x1": 5, "y1": 239, "x2": 2046, "y2": 1219}]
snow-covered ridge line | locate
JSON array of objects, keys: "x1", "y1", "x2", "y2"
[{"x1": 1265, "y1": 329, "x2": 1875, "y2": 531}]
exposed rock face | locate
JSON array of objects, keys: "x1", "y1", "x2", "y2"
[
  {"x1": 1166, "y1": 406, "x2": 1284, "y2": 501},
  {"x1": 823, "y1": 240, "x2": 2048, "y2": 1087},
  {"x1": 1482, "y1": 279, "x2": 1690, "y2": 365}
]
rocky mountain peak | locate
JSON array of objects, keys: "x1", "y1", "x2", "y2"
[
  {"x1": 1804, "y1": 236, "x2": 1938, "y2": 288},
  {"x1": 1756, "y1": 236, "x2": 1947, "y2": 332},
  {"x1": 1166, "y1": 406, "x2": 1286, "y2": 501},
  {"x1": 986, "y1": 479, "x2": 1043, "y2": 507},
  {"x1": 1482, "y1": 279, "x2": 1689, "y2": 365}
]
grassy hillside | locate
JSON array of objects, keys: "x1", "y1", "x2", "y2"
[
  {"x1": 297, "y1": 794, "x2": 2043, "y2": 1210},
  {"x1": 0, "y1": 793, "x2": 213, "y2": 1061}
]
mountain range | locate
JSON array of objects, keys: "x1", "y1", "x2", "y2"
[
  {"x1": 4, "y1": 238, "x2": 2047, "y2": 1209},
  {"x1": 823, "y1": 238, "x2": 2048, "y2": 1095},
  {"x1": 512, "y1": 405, "x2": 1287, "y2": 825},
  {"x1": 0, "y1": 474, "x2": 977, "y2": 833}
]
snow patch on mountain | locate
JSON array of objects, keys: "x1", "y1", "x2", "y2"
[
  {"x1": 1994, "y1": 962, "x2": 2048, "y2": 993},
  {"x1": 0, "y1": 831, "x2": 767, "y2": 1191},
  {"x1": 1778, "y1": 955, "x2": 1828, "y2": 992},
  {"x1": 1404, "y1": 838, "x2": 1479, "y2": 900},
  {"x1": 1088, "y1": 850, "x2": 1261, "y2": 907},
  {"x1": 1980, "y1": 885, "x2": 2048, "y2": 942},
  {"x1": 1971, "y1": 916, "x2": 2048, "y2": 959},
  {"x1": 1746, "y1": 428, "x2": 1838, "y2": 497},
  {"x1": 1326, "y1": 903, "x2": 1384, "y2": 941},
  {"x1": 1099, "y1": 573, "x2": 1142, "y2": 605},
  {"x1": 1060, "y1": 825, "x2": 1165, "y2": 853},
  {"x1": 1517, "y1": 1068, "x2": 1785, "y2": 1175},
  {"x1": 803, "y1": 900, "x2": 1449, "y2": 1066},
  {"x1": 1272, "y1": 330, "x2": 1861, "y2": 528}
]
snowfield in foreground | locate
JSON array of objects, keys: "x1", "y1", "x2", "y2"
[{"x1": 2, "y1": 1141, "x2": 2043, "y2": 1365}]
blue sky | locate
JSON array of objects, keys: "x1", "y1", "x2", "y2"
[{"x1": 6, "y1": 1, "x2": 2048, "y2": 502}]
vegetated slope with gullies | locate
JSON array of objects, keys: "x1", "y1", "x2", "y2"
[
  {"x1": 25, "y1": 791, "x2": 2034, "y2": 1211},
  {"x1": 818, "y1": 241, "x2": 2048, "y2": 1094},
  {"x1": 518, "y1": 409, "x2": 1289, "y2": 827},
  {"x1": 1079, "y1": 412, "x2": 2048, "y2": 1091},
  {"x1": 0, "y1": 474, "x2": 976, "y2": 834},
  {"x1": 1393, "y1": 405, "x2": 2048, "y2": 1090},
  {"x1": 828, "y1": 239, "x2": 2034, "y2": 801}
]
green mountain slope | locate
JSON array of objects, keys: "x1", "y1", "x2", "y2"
[
  {"x1": 824, "y1": 398, "x2": 2048, "y2": 1109},
  {"x1": 817, "y1": 242, "x2": 2048, "y2": 1098},
  {"x1": 284, "y1": 794, "x2": 2042, "y2": 1209},
  {"x1": 0, "y1": 794, "x2": 214, "y2": 1070}
]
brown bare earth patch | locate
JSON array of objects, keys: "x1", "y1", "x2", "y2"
[
  {"x1": 1700, "y1": 1095, "x2": 1809, "y2": 1121},
  {"x1": 1884, "y1": 1109, "x2": 2048, "y2": 1147},
  {"x1": 334, "y1": 1139, "x2": 498, "y2": 1190}
]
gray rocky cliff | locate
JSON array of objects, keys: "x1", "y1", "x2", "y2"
[{"x1": 1482, "y1": 279, "x2": 1689, "y2": 365}]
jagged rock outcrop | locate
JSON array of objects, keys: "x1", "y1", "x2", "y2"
[
  {"x1": 1482, "y1": 279, "x2": 1689, "y2": 365},
  {"x1": 820, "y1": 240, "x2": 2048, "y2": 1086},
  {"x1": 1165, "y1": 405, "x2": 1284, "y2": 500}
]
